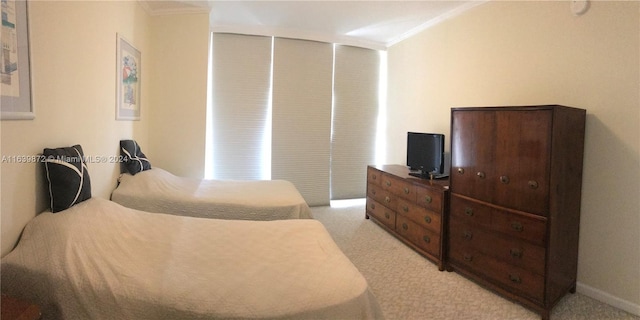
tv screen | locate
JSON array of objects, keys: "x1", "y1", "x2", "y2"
[{"x1": 406, "y1": 132, "x2": 445, "y2": 176}]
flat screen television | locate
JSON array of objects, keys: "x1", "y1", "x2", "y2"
[{"x1": 406, "y1": 132, "x2": 447, "y2": 179}]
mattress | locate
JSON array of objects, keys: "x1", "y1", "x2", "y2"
[
  {"x1": 1, "y1": 198, "x2": 383, "y2": 320},
  {"x1": 111, "y1": 167, "x2": 313, "y2": 220}
]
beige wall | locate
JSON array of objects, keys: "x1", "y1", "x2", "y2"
[
  {"x1": 387, "y1": 0, "x2": 639, "y2": 314},
  {"x1": 0, "y1": 2, "x2": 209, "y2": 256},
  {"x1": 147, "y1": 14, "x2": 209, "y2": 179}
]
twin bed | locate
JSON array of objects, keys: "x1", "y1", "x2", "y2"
[{"x1": 1, "y1": 142, "x2": 382, "y2": 319}]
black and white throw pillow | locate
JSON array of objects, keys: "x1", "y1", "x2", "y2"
[
  {"x1": 120, "y1": 140, "x2": 151, "y2": 175},
  {"x1": 43, "y1": 144, "x2": 92, "y2": 213}
]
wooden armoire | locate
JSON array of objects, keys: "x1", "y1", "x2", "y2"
[{"x1": 447, "y1": 105, "x2": 586, "y2": 320}]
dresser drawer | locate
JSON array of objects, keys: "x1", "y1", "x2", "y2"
[
  {"x1": 450, "y1": 194, "x2": 492, "y2": 228},
  {"x1": 449, "y1": 218, "x2": 545, "y2": 275},
  {"x1": 367, "y1": 183, "x2": 397, "y2": 209},
  {"x1": 381, "y1": 173, "x2": 415, "y2": 201},
  {"x1": 367, "y1": 166, "x2": 383, "y2": 186},
  {"x1": 415, "y1": 185, "x2": 443, "y2": 213},
  {"x1": 397, "y1": 198, "x2": 441, "y2": 233},
  {"x1": 448, "y1": 244, "x2": 545, "y2": 303},
  {"x1": 396, "y1": 214, "x2": 440, "y2": 257},
  {"x1": 451, "y1": 194, "x2": 547, "y2": 246},
  {"x1": 366, "y1": 197, "x2": 396, "y2": 230}
]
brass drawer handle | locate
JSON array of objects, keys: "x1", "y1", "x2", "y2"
[
  {"x1": 457, "y1": 168, "x2": 465, "y2": 174},
  {"x1": 402, "y1": 205, "x2": 409, "y2": 213},
  {"x1": 528, "y1": 180, "x2": 539, "y2": 189},
  {"x1": 477, "y1": 171, "x2": 486, "y2": 179},
  {"x1": 385, "y1": 196, "x2": 391, "y2": 203},
  {"x1": 403, "y1": 187, "x2": 410, "y2": 194},
  {"x1": 371, "y1": 189, "x2": 377, "y2": 195},
  {"x1": 370, "y1": 203, "x2": 376, "y2": 210},
  {"x1": 463, "y1": 254, "x2": 473, "y2": 262},
  {"x1": 384, "y1": 212, "x2": 390, "y2": 219},
  {"x1": 464, "y1": 207, "x2": 474, "y2": 216},
  {"x1": 500, "y1": 175, "x2": 510, "y2": 184},
  {"x1": 511, "y1": 222, "x2": 524, "y2": 232},
  {"x1": 510, "y1": 248, "x2": 523, "y2": 259},
  {"x1": 424, "y1": 195, "x2": 432, "y2": 203},
  {"x1": 402, "y1": 223, "x2": 408, "y2": 231},
  {"x1": 424, "y1": 215, "x2": 432, "y2": 224},
  {"x1": 385, "y1": 180, "x2": 391, "y2": 187},
  {"x1": 423, "y1": 236, "x2": 431, "y2": 243},
  {"x1": 509, "y1": 274, "x2": 522, "y2": 284},
  {"x1": 463, "y1": 231, "x2": 473, "y2": 240}
]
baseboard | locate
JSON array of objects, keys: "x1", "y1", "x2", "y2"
[{"x1": 576, "y1": 282, "x2": 640, "y2": 317}]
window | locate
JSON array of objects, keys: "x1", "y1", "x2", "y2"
[{"x1": 206, "y1": 33, "x2": 385, "y2": 205}]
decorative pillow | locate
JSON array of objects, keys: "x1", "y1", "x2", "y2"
[
  {"x1": 120, "y1": 140, "x2": 151, "y2": 175},
  {"x1": 43, "y1": 144, "x2": 92, "y2": 213}
]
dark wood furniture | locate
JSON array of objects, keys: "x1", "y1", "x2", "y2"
[
  {"x1": 447, "y1": 105, "x2": 586, "y2": 320},
  {"x1": 366, "y1": 164, "x2": 449, "y2": 270},
  {"x1": 1, "y1": 294, "x2": 42, "y2": 320}
]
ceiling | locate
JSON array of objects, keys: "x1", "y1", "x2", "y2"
[{"x1": 140, "y1": 1, "x2": 486, "y2": 50}]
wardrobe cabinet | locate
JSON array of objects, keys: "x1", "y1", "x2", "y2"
[{"x1": 447, "y1": 105, "x2": 586, "y2": 320}]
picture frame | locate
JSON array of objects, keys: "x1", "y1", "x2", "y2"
[
  {"x1": 1, "y1": 0, "x2": 34, "y2": 120},
  {"x1": 116, "y1": 33, "x2": 141, "y2": 120}
]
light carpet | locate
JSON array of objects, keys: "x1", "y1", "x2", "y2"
[{"x1": 311, "y1": 201, "x2": 639, "y2": 320}]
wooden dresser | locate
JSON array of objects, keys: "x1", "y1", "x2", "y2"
[
  {"x1": 366, "y1": 164, "x2": 449, "y2": 270},
  {"x1": 447, "y1": 105, "x2": 586, "y2": 320}
]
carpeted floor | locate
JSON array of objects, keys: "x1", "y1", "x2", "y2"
[{"x1": 311, "y1": 200, "x2": 639, "y2": 320}]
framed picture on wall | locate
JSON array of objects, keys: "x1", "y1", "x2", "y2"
[
  {"x1": 1, "y1": 0, "x2": 34, "y2": 120},
  {"x1": 116, "y1": 33, "x2": 141, "y2": 120}
]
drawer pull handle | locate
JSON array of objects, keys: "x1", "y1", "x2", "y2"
[
  {"x1": 476, "y1": 171, "x2": 486, "y2": 179},
  {"x1": 402, "y1": 223, "x2": 408, "y2": 231},
  {"x1": 424, "y1": 195, "x2": 432, "y2": 203},
  {"x1": 457, "y1": 168, "x2": 465, "y2": 174},
  {"x1": 402, "y1": 205, "x2": 409, "y2": 212},
  {"x1": 463, "y1": 231, "x2": 473, "y2": 240},
  {"x1": 511, "y1": 222, "x2": 524, "y2": 232},
  {"x1": 528, "y1": 180, "x2": 539, "y2": 189},
  {"x1": 509, "y1": 274, "x2": 522, "y2": 284},
  {"x1": 384, "y1": 212, "x2": 390, "y2": 219},
  {"x1": 403, "y1": 187, "x2": 410, "y2": 194},
  {"x1": 510, "y1": 248, "x2": 523, "y2": 259},
  {"x1": 423, "y1": 236, "x2": 431, "y2": 243},
  {"x1": 385, "y1": 180, "x2": 391, "y2": 187},
  {"x1": 463, "y1": 254, "x2": 473, "y2": 262},
  {"x1": 370, "y1": 203, "x2": 376, "y2": 210},
  {"x1": 371, "y1": 190, "x2": 377, "y2": 196},
  {"x1": 464, "y1": 207, "x2": 474, "y2": 216},
  {"x1": 500, "y1": 175, "x2": 510, "y2": 184},
  {"x1": 385, "y1": 196, "x2": 391, "y2": 204},
  {"x1": 424, "y1": 215, "x2": 432, "y2": 224},
  {"x1": 372, "y1": 174, "x2": 377, "y2": 180}
]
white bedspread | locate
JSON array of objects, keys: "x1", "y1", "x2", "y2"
[
  {"x1": 111, "y1": 168, "x2": 313, "y2": 220},
  {"x1": 1, "y1": 198, "x2": 382, "y2": 320}
]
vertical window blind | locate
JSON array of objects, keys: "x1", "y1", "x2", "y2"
[
  {"x1": 208, "y1": 33, "x2": 272, "y2": 180},
  {"x1": 207, "y1": 33, "x2": 381, "y2": 205},
  {"x1": 331, "y1": 45, "x2": 380, "y2": 200}
]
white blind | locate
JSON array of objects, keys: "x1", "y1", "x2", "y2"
[
  {"x1": 331, "y1": 45, "x2": 380, "y2": 199},
  {"x1": 271, "y1": 38, "x2": 333, "y2": 206},
  {"x1": 209, "y1": 33, "x2": 272, "y2": 180}
]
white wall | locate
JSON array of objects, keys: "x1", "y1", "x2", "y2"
[
  {"x1": 147, "y1": 14, "x2": 209, "y2": 179},
  {"x1": 387, "y1": 0, "x2": 639, "y2": 314},
  {"x1": 0, "y1": 1, "x2": 210, "y2": 256},
  {"x1": 0, "y1": 1, "x2": 152, "y2": 256}
]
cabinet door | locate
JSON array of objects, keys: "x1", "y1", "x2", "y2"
[
  {"x1": 450, "y1": 110, "x2": 497, "y2": 203},
  {"x1": 451, "y1": 109, "x2": 551, "y2": 215},
  {"x1": 494, "y1": 110, "x2": 551, "y2": 215}
]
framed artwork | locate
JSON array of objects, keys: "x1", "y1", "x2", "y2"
[
  {"x1": 1, "y1": 0, "x2": 34, "y2": 120},
  {"x1": 116, "y1": 33, "x2": 141, "y2": 120}
]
